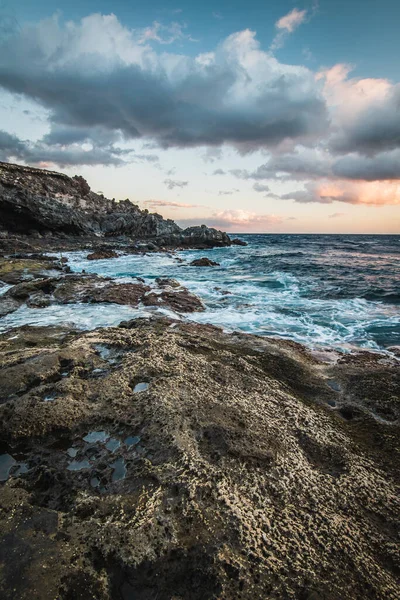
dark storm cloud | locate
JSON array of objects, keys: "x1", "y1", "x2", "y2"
[
  {"x1": 0, "y1": 15, "x2": 328, "y2": 152},
  {"x1": 330, "y1": 85, "x2": 400, "y2": 155},
  {"x1": 332, "y1": 150, "x2": 400, "y2": 181},
  {"x1": 231, "y1": 150, "x2": 331, "y2": 181},
  {"x1": 0, "y1": 129, "x2": 131, "y2": 167}
]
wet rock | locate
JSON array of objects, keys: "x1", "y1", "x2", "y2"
[
  {"x1": 26, "y1": 291, "x2": 51, "y2": 308},
  {"x1": 231, "y1": 238, "x2": 248, "y2": 246},
  {"x1": 0, "y1": 319, "x2": 398, "y2": 599},
  {"x1": 190, "y1": 257, "x2": 220, "y2": 267},
  {"x1": 143, "y1": 289, "x2": 205, "y2": 313},
  {"x1": 155, "y1": 277, "x2": 181, "y2": 288},
  {"x1": 0, "y1": 256, "x2": 64, "y2": 284},
  {"x1": 86, "y1": 249, "x2": 119, "y2": 260},
  {"x1": 0, "y1": 296, "x2": 22, "y2": 317}
]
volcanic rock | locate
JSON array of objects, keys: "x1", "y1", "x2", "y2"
[{"x1": 190, "y1": 257, "x2": 220, "y2": 267}]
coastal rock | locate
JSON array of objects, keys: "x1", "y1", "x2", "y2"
[
  {"x1": 143, "y1": 289, "x2": 205, "y2": 313},
  {"x1": 190, "y1": 257, "x2": 220, "y2": 267},
  {"x1": 0, "y1": 256, "x2": 65, "y2": 284},
  {"x1": 86, "y1": 249, "x2": 119, "y2": 260},
  {"x1": 155, "y1": 277, "x2": 181, "y2": 288},
  {"x1": 4, "y1": 273, "x2": 203, "y2": 314},
  {"x1": 0, "y1": 162, "x2": 231, "y2": 250},
  {"x1": 231, "y1": 238, "x2": 248, "y2": 246},
  {"x1": 0, "y1": 318, "x2": 398, "y2": 599}
]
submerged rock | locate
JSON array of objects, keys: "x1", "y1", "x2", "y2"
[
  {"x1": 190, "y1": 257, "x2": 220, "y2": 267},
  {"x1": 0, "y1": 318, "x2": 398, "y2": 599}
]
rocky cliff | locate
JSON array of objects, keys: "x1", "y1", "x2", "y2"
[{"x1": 0, "y1": 161, "x2": 231, "y2": 248}]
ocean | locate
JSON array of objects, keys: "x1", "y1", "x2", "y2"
[{"x1": 1, "y1": 234, "x2": 399, "y2": 352}]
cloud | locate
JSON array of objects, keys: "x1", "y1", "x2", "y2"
[
  {"x1": 144, "y1": 199, "x2": 204, "y2": 209},
  {"x1": 329, "y1": 212, "x2": 345, "y2": 218},
  {"x1": 232, "y1": 148, "x2": 331, "y2": 181},
  {"x1": 318, "y1": 64, "x2": 400, "y2": 155},
  {"x1": 0, "y1": 15, "x2": 327, "y2": 153},
  {"x1": 212, "y1": 168, "x2": 226, "y2": 175},
  {"x1": 281, "y1": 180, "x2": 400, "y2": 205},
  {"x1": 212, "y1": 12, "x2": 223, "y2": 20},
  {"x1": 137, "y1": 21, "x2": 196, "y2": 45},
  {"x1": 164, "y1": 178, "x2": 188, "y2": 189},
  {"x1": 0, "y1": 129, "x2": 130, "y2": 167},
  {"x1": 178, "y1": 210, "x2": 284, "y2": 232},
  {"x1": 332, "y1": 149, "x2": 400, "y2": 181},
  {"x1": 218, "y1": 188, "x2": 239, "y2": 195},
  {"x1": 271, "y1": 8, "x2": 308, "y2": 50},
  {"x1": 253, "y1": 182, "x2": 270, "y2": 192}
]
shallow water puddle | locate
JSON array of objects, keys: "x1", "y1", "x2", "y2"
[
  {"x1": 111, "y1": 457, "x2": 127, "y2": 482},
  {"x1": 83, "y1": 431, "x2": 109, "y2": 443},
  {"x1": 125, "y1": 435, "x2": 141, "y2": 447},
  {"x1": 43, "y1": 392, "x2": 57, "y2": 402},
  {"x1": 0, "y1": 453, "x2": 16, "y2": 481},
  {"x1": 0, "y1": 453, "x2": 29, "y2": 481},
  {"x1": 67, "y1": 447, "x2": 79, "y2": 458},
  {"x1": 67, "y1": 459, "x2": 91, "y2": 471},
  {"x1": 133, "y1": 382, "x2": 149, "y2": 393},
  {"x1": 93, "y1": 343, "x2": 124, "y2": 365},
  {"x1": 106, "y1": 438, "x2": 121, "y2": 453}
]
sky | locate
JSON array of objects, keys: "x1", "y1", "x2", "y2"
[{"x1": 0, "y1": 0, "x2": 399, "y2": 233}]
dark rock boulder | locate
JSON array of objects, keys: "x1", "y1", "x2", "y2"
[
  {"x1": 87, "y1": 250, "x2": 119, "y2": 260},
  {"x1": 190, "y1": 257, "x2": 220, "y2": 267},
  {"x1": 155, "y1": 278, "x2": 181, "y2": 288},
  {"x1": 143, "y1": 289, "x2": 205, "y2": 313},
  {"x1": 231, "y1": 238, "x2": 248, "y2": 246},
  {"x1": 179, "y1": 225, "x2": 231, "y2": 248}
]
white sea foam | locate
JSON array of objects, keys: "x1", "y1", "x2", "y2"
[{"x1": 2, "y1": 240, "x2": 399, "y2": 351}]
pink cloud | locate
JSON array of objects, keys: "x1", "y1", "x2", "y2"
[
  {"x1": 144, "y1": 199, "x2": 205, "y2": 209},
  {"x1": 276, "y1": 8, "x2": 307, "y2": 33}
]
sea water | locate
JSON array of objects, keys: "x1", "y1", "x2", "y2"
[{"x1": 1, "y1": 234, "x2": 399, "y2": 351}]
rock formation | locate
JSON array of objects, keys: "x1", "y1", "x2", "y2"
[
  {"x1": 0, "y1": 161, "x2": 231, "y2": 249},
  {"x1": 0, "y1": 317, "x2": 398, "y2": 599}
]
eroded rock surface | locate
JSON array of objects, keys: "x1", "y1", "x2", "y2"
[{"x1": 0, "y1": 318, "x2": 398, "y2": 599}]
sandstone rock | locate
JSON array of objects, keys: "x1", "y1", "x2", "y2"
[{"x1": 190, "y1": 257, "x2": 220, "y2": 267}]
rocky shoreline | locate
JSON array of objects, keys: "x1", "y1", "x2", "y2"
[
  {"x1": 0, "y1": 162, "x2": 399, "y2": 599},
  {"x1": 0, "y1": 314, "x2": 399, "y2": 599}
]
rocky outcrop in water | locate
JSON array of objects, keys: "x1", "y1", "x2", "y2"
[
  {"x1": 0, "y1": 273, "x2": 205, "y2": 316},
  {"x1": 0, "y1": 161, "x2": 231, "y2": 249},
  {"x1": 0, "y1": 318, "x2": 398, "y2": 599},
  {"x1": 190, "y1": 257, "x2": 220, "y2": 267}
]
